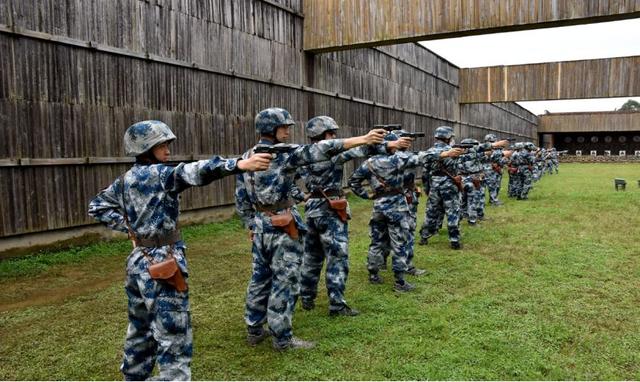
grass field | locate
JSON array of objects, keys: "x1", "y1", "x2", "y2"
[{"x1": 1, "y1": 163, "x2": 639, "y2": 380}]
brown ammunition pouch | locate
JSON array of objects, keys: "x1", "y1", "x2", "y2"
[
  {"x1": 491, "y1": 163, "x2": 502, "y2": 174},
  {"x1": 147, "y1": 254, "x2": 188, "y2": 293},
  {"x1": 508, "y1": 166, "x2": 518, "y2": 175},
  {"x1": 415, "y1": 186, "x2": 422, "y2": 198},
  {"x1": 269, "y1": 210, "x2": 299, "y2": 240},
  {"x1": 527, "y1": 165, "x2": 533, "y2": 171}
]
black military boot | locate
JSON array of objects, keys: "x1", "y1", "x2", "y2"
[
  {"x1": 301, "y1": 299, "x2": 315, "y2": 311},
  {"x1": 418, "y1": 237, "x2": 429, "y2": 245},
  {"x1": 247, "y1": 327, "x2": 270, "y2": 347},
  {"x1": 368, "y1": 272, "x2": 384, "y2": 284},
  {"x1": 450, "y1": 241, "x2": 462, "y2": 250},
  {"x1": 393, "y1": 279, "x2": 416, "y2": 292},
  {"x1": 329, "y1": 304, "x2": 360, "y2": 317}
]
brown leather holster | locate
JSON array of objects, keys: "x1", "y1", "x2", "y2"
[
  {"x1": 471, "y1": 176, "x2": 482, "y2": 190},
  {"x1": 328, "y1": 199, "x2": 349, "y2": 223},
  {"x1": 148, "y1": 255, "x2": 188, "y2": 292},
  {"x1": 404, "y1": 191, "x2": 414, "y2": 205},
  {"x1": 270, "y1": 210, "x2": 299, "y2": 239},
  {"x1": 318, "y1": 189, "x2": 349, "y2": 223},
  {"x1": 508, "y1": 167, "x2": 518, "y2": 175},
  {"x1": 451, "y1": 175, "x2": 463, "y2": 192},
  {"x1": 491, "y1": 163, "x2": 502, "y2": 174}
]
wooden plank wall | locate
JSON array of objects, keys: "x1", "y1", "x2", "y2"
[
  {"x1": 303, "y1": 0, "x2": 640, "y2": 52},
  {"x1": 460, "y1": 56, "x2": 640, "y2": 103},
  {"x1": 0, "y1": 0, "x2": 537, "y2": 238},
  {"x1": 538, "y1": 111, "x2": 640, "y2": 132}
]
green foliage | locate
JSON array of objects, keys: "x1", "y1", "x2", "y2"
[
  {"x1": 618, "y1": 99, "x2": 640, "y2": 111},
  {"x1": 1, "y1": 163, "x2": 639, "y2": 380}
]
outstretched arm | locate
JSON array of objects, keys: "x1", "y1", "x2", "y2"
[{"x1": 163, "y1": 154, "x2": 272, "y2": 193}]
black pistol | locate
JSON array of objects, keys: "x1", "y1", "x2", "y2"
[
  {"x1": 253, "y1": 143, "x2": 300, "y2": 154},
  {"x1": 398, "y1": 132, "x2": 425, "y2": 138},
  {"x1": 452, "y1": 143, "x2": 475, "y2": 149},
  {"x1": 374, "y1": 124, "x2": 402, "y2": 132}
]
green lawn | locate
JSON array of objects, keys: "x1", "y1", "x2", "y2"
[{"x1": 1, "y1": 163, "x2": 639, "y2": 380}]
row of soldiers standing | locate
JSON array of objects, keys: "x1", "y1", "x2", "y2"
[{"x1": 88, "y1": 108, "x2": 561, "y2": 379}]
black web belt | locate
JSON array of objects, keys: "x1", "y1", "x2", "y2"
[{"x1": 136, "y1": 230, "x2": 182, "y2": 247}]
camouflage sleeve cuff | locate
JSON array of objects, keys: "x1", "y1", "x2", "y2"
[{"x1": 224, "y1": 158, "x2": 241, "y2": 173}]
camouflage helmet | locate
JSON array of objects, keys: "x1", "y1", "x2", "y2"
[
  {"x1": 434, "y1": 126, "x2": 455, "y2": 139},
  {"x1": 514, "y1": 142, "x2": 525, "y2": 150},
  {"x1": 484, "y1": 133, "x2": 497, "y2": 143},
  {"x1": 460, "y1": 138, "x2": 479, "y2": 145},
  {"x1": 254, "y1": 107, "x2": 295, "y2": 135},
  {"x1": 524, "y1": 142, "x2": 536, "y2": 151},
  {"x1": 305, "y1": 116, "x2": 339, "y2": 139},
  {"x1": 124, "y1": 120, "x2": 176, "y2": 156}
]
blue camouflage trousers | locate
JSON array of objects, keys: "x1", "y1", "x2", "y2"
[
  {"x1": 485, "y1": 169, "x2": 502, "y2": 204},
  {"x1": 461, "y1": 176, "x2": 484, "y2": 224},
  {"x1": 381, "y1": 199, "x2": 418, "y2": 268},
  {"x1": 406, "y1": 201, "x2": 418, "y2": 267},
  {"x1": 419, "y1": 177, "x2": 461, "y2": 243},
  {"x1": 300, "y1": 215, "x2": 350, "y2": 312},
  {"x1": 512, "y1": 168, "x2": 533, "y2": 199},
  {"x1": 367, "y1": 210, "x2": 411, "y2": 275},
  {"x1": 545, "y1": 161, "x2": 554, "y2": 175},
  {"x1": 245, "y1": 231, "x2": 302, "y2": 346},
  {"x1": 121, "y1": 249, "x2": 192, "y2": 381}
]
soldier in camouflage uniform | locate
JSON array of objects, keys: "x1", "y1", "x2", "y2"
[
  {"x1": 419, "y1": 128, "x2": 507, "y2": 247},
  {"x1": 533, "y1": 148, "x2": 545, "y2": 182},
  {"x1": 349, "y1": 131, "x2": 460, "y2": 291},
  {"x1": 548, "y1": 148, "x2": 559, "y2": 174},
  {"x1": 296, "y1": 116, "x2": 407, "y2": 316},
  {"x1": 458, "y1": 138, "x2": 490, "y2": 225},
  {"x1": 483, "y1": 134, "x2": 511, "y2": 206},
  {"x1": 235, "y1": 108, "x2": 385, "y2": 350},
  {"x1": 510, "y1": 142, "x2": 536, "y2": 200},
  {"x1": 379, "y1": 130, "x2": 428, "y2": 276},
  {"x1": 398, "y1": 141, "x2": 428, "y2": 276},
  {"x1": 418, "y1": 126, "x2": 466, "y2": 249},
  {"x1": 506, "y1": 143, "x2": 520, "y2": 198},
  {"x1": 88, "y1": 120, "x2": 271, "y2": 380}
]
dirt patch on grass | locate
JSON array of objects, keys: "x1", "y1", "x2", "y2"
[{"x1": 0, "y1": 257, "x2": 123, "y2": 312}]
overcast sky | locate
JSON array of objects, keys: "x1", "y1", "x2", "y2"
[{"x1": 420, "y1": 19, "x2": 640, "y2": 115}]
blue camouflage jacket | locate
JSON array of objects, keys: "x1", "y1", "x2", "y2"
[
  {"x1": 421, "y1": 141, "x2": 459, "y2": 178},
  {"x1": 349, "y1": 150, "x2": 432, "y2": 213},
  {"x1": 297, "y1": 144, "x2": 388, "y2": 219},
  {"x1": 235, "y1": 138, "x2": 346, "y2": 233},
  {"x1": 511, "y1": 150, "x2": 535, "y2": 169},
  {"x1": 88, "y1": 157, "x2": 240, "y2": 273},
  {"x1": 459, "y1": 143, "x2": 492, "y2": 175}
]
